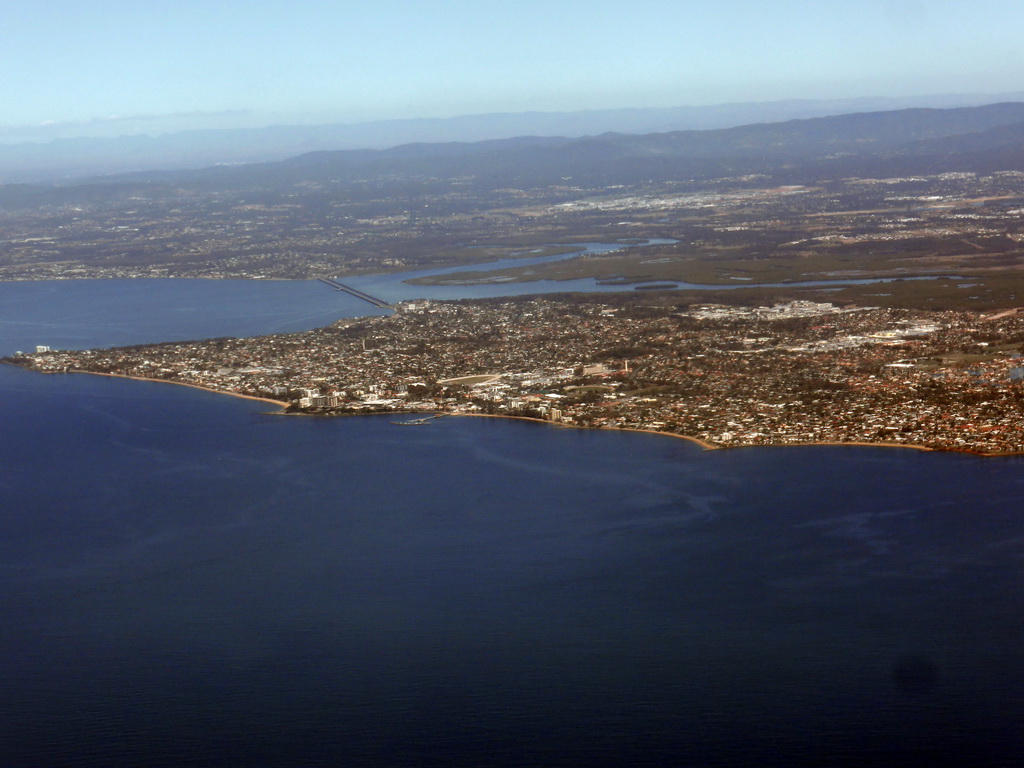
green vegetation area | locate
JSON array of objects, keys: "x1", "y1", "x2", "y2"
[{"x1": 407, "y1": 185, "x2": 1024, "y2": 313}]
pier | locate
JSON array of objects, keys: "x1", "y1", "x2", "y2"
[
  {"x1": 391, "y1": 415, "x2": 441, "y2": 426},
  {"x1": 317, "y1": 278, "x2": 391, "y2": 308}
]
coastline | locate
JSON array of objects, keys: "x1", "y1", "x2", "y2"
[
  {"x1": 10, "y1": 363, "x2": 1024, "y2": 457},
  {"x1": 444, "y1": 412, "x2": 985, "y2": 455},
  {"x1": 28, "y1": 367, "x2": 290, "y2": 411},
  {"x1": 447, "y1": 413, "x2": 720, "y2": 452}
]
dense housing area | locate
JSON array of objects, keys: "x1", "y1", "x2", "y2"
[{"x1": 12, "y1": 297, "x2": 1024, "y2": 454}]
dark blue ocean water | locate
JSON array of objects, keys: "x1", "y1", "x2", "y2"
[{"x1": 2, "y1": 277, "x2": 1024, "y2": 766}]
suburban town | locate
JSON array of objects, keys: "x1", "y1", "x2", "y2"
[{"x1": 11, "y1": 297, "x2": 1024, "y2": 455}]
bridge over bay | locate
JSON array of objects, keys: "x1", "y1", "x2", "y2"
[{"x1": 317, "y1": 278, "x2": 391, "y2": 308}]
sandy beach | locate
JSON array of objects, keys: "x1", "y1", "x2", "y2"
[{"x1": 43, "y1": 368, "x2": 289, "y2": 411}]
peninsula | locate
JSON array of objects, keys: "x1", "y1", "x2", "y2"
[
  {"x1": 10, "y1": 296, "x2": 1024, "y2": 455},
  {"x1": 12, "y1": 104, "x2": 1024, "y2": 454}
]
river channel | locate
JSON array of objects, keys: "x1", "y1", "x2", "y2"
[
  {"x1": 343, "y1": 238, "x2": 954, "y2": 303},
  {"x1": 0, "y1": 238, "x2": 960, "y2": 356}
]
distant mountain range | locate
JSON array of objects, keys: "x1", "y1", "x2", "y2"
[
  {"x1": 7, "y1": 101, "x2": 1024, "y2": 207},
  {"x1": 3, "y1": 92, "x2": 1024, "y2": 183}
]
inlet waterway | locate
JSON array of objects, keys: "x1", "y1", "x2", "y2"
[
  {"x1": 344, "y1": 238, "x2": 955, "y2": 302},
  {"x1": 0, "y1": 238, "x2": 956, "y2": 353}
]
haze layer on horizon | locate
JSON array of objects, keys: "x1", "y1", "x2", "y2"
[{"x1": 5, "y1": 0, "x2": 1024, "y2": 144}]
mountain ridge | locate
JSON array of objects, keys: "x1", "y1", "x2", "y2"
[
  {"x1": 7, "y1": 102, "x2": 1024, "y2": 208},
  {"x1": 5, "y1": 92, "x2": 1024, "y2": 183}
]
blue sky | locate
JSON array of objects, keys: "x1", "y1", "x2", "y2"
[{"x1": 4, "y1": 0, "x2": 1024, "y2": 140}]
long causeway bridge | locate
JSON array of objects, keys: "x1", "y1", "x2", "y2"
[{"x1": 317, "y1": 278, "x2": 392, "y2": 308}]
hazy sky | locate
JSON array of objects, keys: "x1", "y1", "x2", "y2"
[{"x1": 5, "y1": 0, "x2": 1024, "y2": 139}]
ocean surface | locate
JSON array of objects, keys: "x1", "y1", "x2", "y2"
[{"x1": 2, "y1": 264, "x2": 1024, "y2": 766}]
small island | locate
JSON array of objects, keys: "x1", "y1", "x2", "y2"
[{"x1": 10, "y1": 295, "x2": 1024, "y2": 455}]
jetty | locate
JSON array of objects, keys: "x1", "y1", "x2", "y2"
[{"x1": 391, "y1": 415, "x2": 442, "y2": 426}]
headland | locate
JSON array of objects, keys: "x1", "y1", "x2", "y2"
[{"x1": 10, "y1": 295, "x2": 1024, "y2": 455}]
